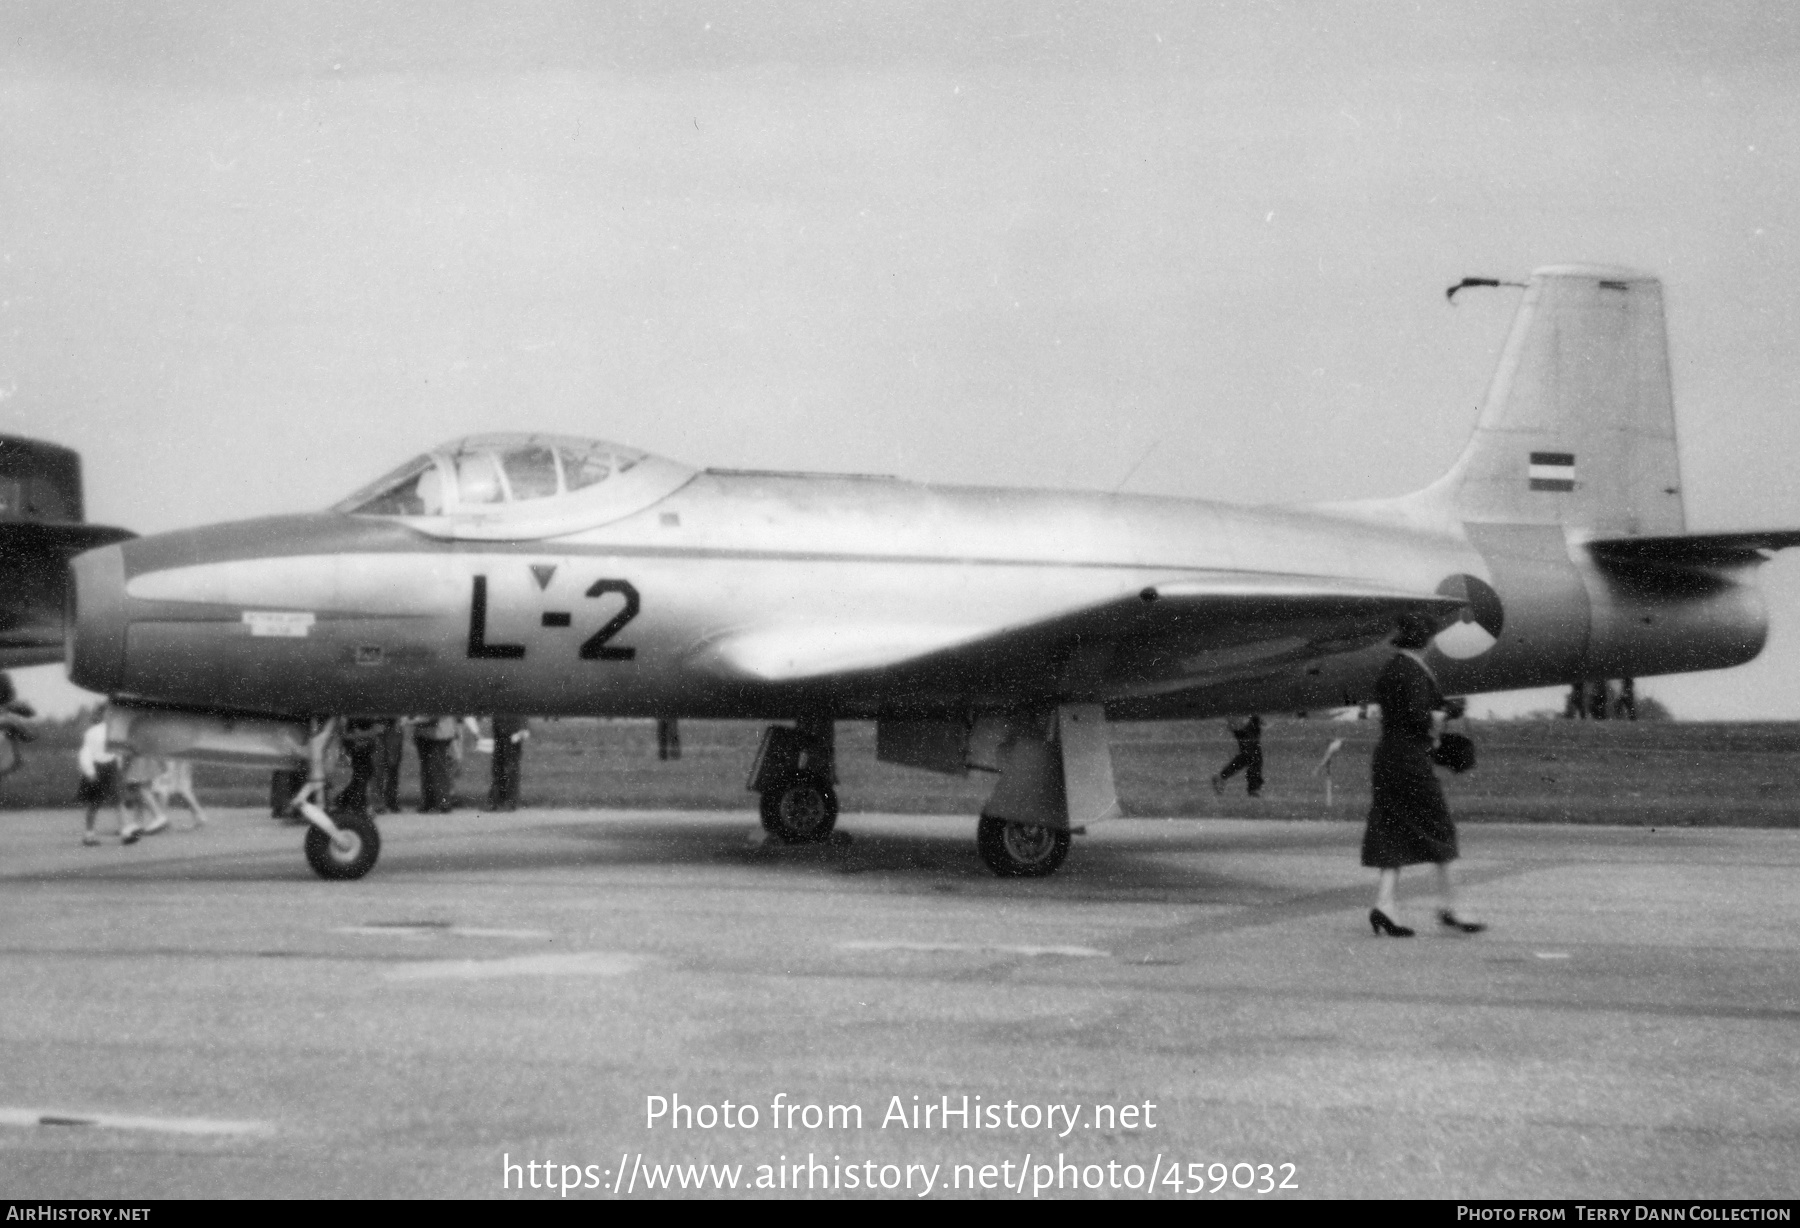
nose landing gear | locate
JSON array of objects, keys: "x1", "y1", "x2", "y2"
[
  {"x1": 304, "y1": 811, "x2": 382, "y2": 880},
  {"x1": 292, "y1": 718, "x2": 383, "y2": 880}
]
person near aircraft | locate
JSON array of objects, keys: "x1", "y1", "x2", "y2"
[
  {"x1": 335, "y1": 718, "x2": 384, "y2": 816},
  {"x1": 76, "y1": 712, "x2": 127, "y2": 845},
  {"x1": 147, "y1": 759, "x2": 207, "y2": 829},
  {"x1": 454, "y1": 715, "x2": 481, "y2": 790},
  {"x1": 120, "y1": 752, "x2": 171, "y2": 838},
  {"x1": 373, "y1": 717, "x2": 405, "y2": 814},
  {"x1": 413, "y1": 715, "x2": 460, "y2": 813},
  {"x1": 0, "y1": 718, "x2": 32, "y2": 780},
  {"x1": 0, "y1": 673, "x2": 35, "y2": 779},
  {"x1": 487, "y1": 714, "x2": 529, "y2": 811},
  {"x1": 1211, "y1": 714, "x2": 1264, "y2": 798},
  {"x1": 1362, "y1": 613, "x2": 1484, "y2": 937}
]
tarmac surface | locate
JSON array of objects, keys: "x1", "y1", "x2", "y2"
[{"x1": 2, "y1": 805, "x2": 1797, "y2": 1200}]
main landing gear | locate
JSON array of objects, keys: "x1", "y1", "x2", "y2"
[
  {"x1": 749, "y1": 717, "x2": 839, "y2": 843},
  {"x1": 969, "y1": 704, "x2": 1114, "y2": 878},
  {"x1": 747, "y1": 705, "x2": 1113, "y2": 877},
  {"x1": 291, "y1": 718, "x2": 382, "y2": 880},
  {"x1": 976, "y1": 816, "x2": 1071, "y2": 878},
  {"x1": 761, "y1": 773, "x2": 839, "y2": 843}
]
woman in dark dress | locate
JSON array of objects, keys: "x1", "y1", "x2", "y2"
[{"x1": 1362, "y1": 613, "x2": 1484, "y2": 936}]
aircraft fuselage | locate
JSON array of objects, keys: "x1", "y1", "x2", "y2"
[{"x1": 67, "y1": 469, "x2": 1767, "y2": 722}]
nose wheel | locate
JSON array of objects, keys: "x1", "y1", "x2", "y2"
[
  {"x1": 977, "y1": 815, "x2": 1070, "y2": 878},
  {"x1": 289, "y1": 718, "x2": 383, "y2": 880},
  {"x1": 304, "y1": 811, "x2": 382, "y2": 880}
]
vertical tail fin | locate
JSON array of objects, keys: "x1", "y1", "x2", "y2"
[
  {"x1": 1425, "y1": 265, "x2": 1686, "y2": 536},
  {"x1": 0, "y1": 436, "x2": 85, "y2": 523}
]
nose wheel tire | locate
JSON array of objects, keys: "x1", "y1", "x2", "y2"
[
  {"x1": 977, "y1": 815, "x2": 1070, "y2": 878},
  {"x1": 304, "y1": 813, "x2": 381, "y2": 880},
  {"x1": 759, "y1": 774, "x2": 839, "y2": 843}
]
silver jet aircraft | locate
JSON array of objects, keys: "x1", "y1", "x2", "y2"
[{"x1": 66, "y1": 266, "x2": 1800, "y2": 880}]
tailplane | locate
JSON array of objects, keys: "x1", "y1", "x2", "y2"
[{"x1": 1418, "y1": 265, "x2": 1686, "y2": 536}]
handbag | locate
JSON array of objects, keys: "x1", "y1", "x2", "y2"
[{"x1": 1430, "y1": 730, "x2": 1477, "y2": 773}]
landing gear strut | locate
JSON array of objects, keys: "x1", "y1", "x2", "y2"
[
  {"x1": 749, "y1": 716, "x2": 839, "y2": 843},
  {"x1": 292, "y1": 718, "x2": 382, "y2": 880}
]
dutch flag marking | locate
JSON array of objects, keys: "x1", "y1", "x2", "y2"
[{"x1": 1529, "y1": 451, "x2": 1575, "y2": 492}]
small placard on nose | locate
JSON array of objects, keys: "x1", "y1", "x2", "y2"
[{"x1": 243, "y1": 611, "x2": 315, "y2": 638}]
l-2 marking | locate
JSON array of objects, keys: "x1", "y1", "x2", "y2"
[{"x1": 466, "y1": 574, "x2": 640, "y2": 661}]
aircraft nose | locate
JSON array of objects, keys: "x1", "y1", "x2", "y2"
[{"x1": 67, "y1": 543, "x2": 128, "y2": 695}]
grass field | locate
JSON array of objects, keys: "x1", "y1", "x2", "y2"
[{"x1": 12, "y1": 716, "x2": 1799, "y2": 827}]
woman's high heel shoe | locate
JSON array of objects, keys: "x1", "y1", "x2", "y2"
[
  {"x1": 1439, "y1": 911, "x2": 1487, "y2": 934},
  {"x1": 1369, "y1": 908, "x2": 1414, "y2": 937}
]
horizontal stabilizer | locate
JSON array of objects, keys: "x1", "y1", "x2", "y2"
[
  {"x1": 0, "y1": 521, "x2": 135, "y2": 560},
  {"x1": 1587, "y1": 530, "x2": 1800, "y2": 567}
]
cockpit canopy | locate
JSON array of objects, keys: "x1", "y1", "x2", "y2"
[{"x1": 333, "y1": 434, "x2": 695, "y2": 540}]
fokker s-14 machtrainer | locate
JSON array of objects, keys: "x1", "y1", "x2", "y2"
[{"x1": 65, "y1": 266, "x2": 1800, "y2": 880}]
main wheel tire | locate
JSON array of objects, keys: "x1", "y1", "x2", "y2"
[
  {"x1": 977, "y1": 815, "x2": 1070, "y2": 878},
  {"x1": 304, "y1": 813, "x2": 381, "y2": 880},
  {"x1": 759, "y1": 774, "x2": 839, "y2": 843}
]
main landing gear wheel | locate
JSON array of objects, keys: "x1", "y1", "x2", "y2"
[
  {"x1": 759, "y1": 773, "x2": 839, "y2": 843},
  {"x1": 977, "y1": 815, "x2": 1070, "y2": 878},
  {"x1": 304, "y1": 812, "x2": 381, "y2": 880}
]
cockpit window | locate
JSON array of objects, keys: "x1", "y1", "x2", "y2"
[
  {"x1": 501, "y1": 445, "x2": 560, "y2": 501},
  {"x1": 453, "y1": 451, "x2": 505, "y2": 505},
  {"x1": 560, "y1": 446, "x2": 610, "y2": 491},
  {"x1": 561, "y1": 443, "x2": 638, "y2": 491},
  {"x1": 336, "y1": 435, "x2": 659, "y2": 517},
  {"x1": 346, "y1": 459, "x2": 447, "y2": 516}
]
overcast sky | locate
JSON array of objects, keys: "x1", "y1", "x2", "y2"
[{"x1": 5, "y1": 1, "x2": 1800, "y2": 718}]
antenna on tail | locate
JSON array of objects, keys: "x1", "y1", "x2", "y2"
[{"x1": 1444, "y1": 277, "x2": 1528, "y2": 305}]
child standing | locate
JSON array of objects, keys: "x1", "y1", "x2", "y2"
[{"x1": 77, "y1": 713, "x2": 128, "y2": 845}]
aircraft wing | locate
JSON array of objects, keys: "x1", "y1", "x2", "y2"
[
  {"x1": 1586, "y1": 530, "x2": 1800, "y2": 567},
  {"x1": 691, "y1": 572, "x2": 1463, "y2": 701}
]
